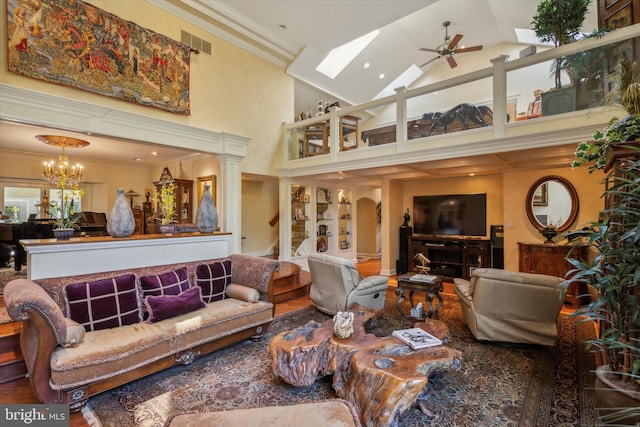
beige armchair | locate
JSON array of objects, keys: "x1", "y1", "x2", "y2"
[
  {"x1": 453, "y1": 268, "x2": 564, "y2": 346},
  {"x1": 308, "y1": 253, "x2": 389, "y2": 315}
]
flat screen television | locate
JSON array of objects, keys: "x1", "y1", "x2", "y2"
[{"x1": 413, "y1": 194, "x2": 487, "y2": 237}]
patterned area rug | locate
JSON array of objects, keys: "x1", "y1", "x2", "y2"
[{"x1": 83, "y1": 289, "x2": 597, "y2": 426}]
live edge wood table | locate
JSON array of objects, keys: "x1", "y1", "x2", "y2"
[{"x1": 269, "y1": 305, "x2": 462, "y2": 427}]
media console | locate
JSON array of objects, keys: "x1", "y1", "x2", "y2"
[{"x1": 408, "y1": 235, "x2": 491, "y2": 280}]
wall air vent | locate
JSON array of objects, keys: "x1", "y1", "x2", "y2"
[{"x1": 181, "y1": 30, "x2": 211, "y2": 55}]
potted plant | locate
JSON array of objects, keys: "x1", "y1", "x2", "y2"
[
  {"x1": 531, "y1": 0, "x2": 592, "y2": 89},
  {"x1": 157, "y1": 177, "x2": 176, "y2": 234},
  {"x1": 568, "y1": 54, "x2": 640, "y2": 424},
  {"x1": 47, "y1": 181, "x2": 84, "y2": 240}
]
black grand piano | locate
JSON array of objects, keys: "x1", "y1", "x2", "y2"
[{"x1": 0, "y1": 220, "x2": 56, "y2": 271}]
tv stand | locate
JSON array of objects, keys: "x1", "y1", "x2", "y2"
[{"x1": 408, "y1": 235, "x2": 491, "y2": 279}]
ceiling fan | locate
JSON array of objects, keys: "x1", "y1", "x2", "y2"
[{"x1": 419, "y1": 21, "x2": 483, "y2": 69}]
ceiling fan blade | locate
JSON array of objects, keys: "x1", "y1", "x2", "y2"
[
  {"x1": 419, "y1": 56, "x2": 441, "y2": 67},
  {"x1": 419, "y1": 47, "x2": 440, "y2": 53},
  {"x1": 446, "y1": 55, "x2": 458, "y2": 68},
  {"x1": 448, "y1": 34, "x2": 463, "y2": 50},
  {"x1": 455, "y1": 45, "x2": 483, "y2": 53}
]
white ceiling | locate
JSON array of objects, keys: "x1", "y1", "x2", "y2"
[{"x1": 0, "y1": 0, "x2": 600, "y2": 186}]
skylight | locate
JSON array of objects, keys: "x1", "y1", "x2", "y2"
[
  {"x1": 372, "y1": 65, "x2": 423, "y2": 100},
  {"x1": 316, "y1": 30, "x2": 380, "y2": 79},
  {"x1": 515, "y1": 28, "x2": 553, "y2": 46}
]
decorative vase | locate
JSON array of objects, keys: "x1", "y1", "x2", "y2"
[
  {"x1": 196, "y1": 184, "x2": 218, "y2": 233},
  {"x1": 107, "y1": 189, "x2": 135, "y2": 238},
  {"x1": 53, "y1": 228, "x2": 74, "y2": 241},
  {"x1": 333, "y1": 311, "x2": 354, "y2": 339},
  {"x1": 594, "y1": 365, "x2": 640, "y2": 425},
  {"x1": 159, "y1": 224, "x2": 174, "y2": 235},
  {"x1": 541, "y1": 226, "x2": 558, "y2": 244}
]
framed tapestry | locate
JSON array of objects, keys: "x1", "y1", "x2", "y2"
[{"x1": 6, "y1": 0, "x2": 191, "y2": 115}]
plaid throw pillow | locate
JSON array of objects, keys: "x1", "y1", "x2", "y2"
[
  {"x1": 139, "y1": 266, "x2": 191, "y2": 299},
  {"x1": 195, "y1": 259, "x2": 232, "y2": 303},
  {"x1": 64, "y1": 274, "x2": 142, "y2": 331}
]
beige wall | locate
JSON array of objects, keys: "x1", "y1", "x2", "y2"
[
  {"x1": 0, "y1": 0, "x2": 293, "y2": 178},
  {"x1": 502, "y1": 166, "x2": 604, "y2": 271},
  {"x1": 396, "y1": 167, "x2": 604, "y2": 271}
]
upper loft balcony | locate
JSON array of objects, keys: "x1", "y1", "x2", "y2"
[{"x1": 280, "y1": 25, "x2": 639, "y2": 185}]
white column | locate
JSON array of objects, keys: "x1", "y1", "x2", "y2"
[
  {"x1": 216, "y1": 153, "x2": 243, "y2": 254},
  {"x1": 491, "y1": 55, "x2": 509, "y2": 138}
]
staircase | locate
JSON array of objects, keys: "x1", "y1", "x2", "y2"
[
  {"x1": 273, "y1": 261, "x2": 311, "y2": 303},
  {"x1": 0, "y1": 319, "x2": 26, "y2": 384}
]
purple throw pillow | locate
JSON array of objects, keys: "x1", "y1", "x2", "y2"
[
  {"x1": 144, "y1": 286, "x2": 206, "y2": 323},
  {"x1": 65, "y1": 274, "x2": 142, "y2": 331},
  {"x1": 195, "y1": 259, "x2": 232, "y2": 303},
  {"x1": 140, "y1": 266, "x2": 191, "y2": 298}
]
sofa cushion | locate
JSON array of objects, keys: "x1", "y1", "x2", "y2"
[
  {"x1": 64, "y1": 318, "x2": 86, "y2": 348},
  {"x1": 144, "y1": 286, "x2": 206, "y2": 323},
  {"x1": 64, "y1": 273, "x2": 142, "y2": 332},
  {"x1": 226, "y1": 283, "x2": 260, "y2": 302},
  {"x1": 140, "y1": 266, "x2": 191, "y2": 298},
  {"x1": 195, "y1": 259, "x2": 232, "y2": 303}
]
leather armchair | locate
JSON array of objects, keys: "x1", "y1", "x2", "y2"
[
  {"x1": 308, "y1": 253, "x2": 389, "y2": 315},
  {"x1": 453, "y1": 268, "x2": 564, "y2": 346}
]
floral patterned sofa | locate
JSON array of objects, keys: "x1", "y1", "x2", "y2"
[{"x1": 4, "y1": 254, "x2": 279, "y2": 411}]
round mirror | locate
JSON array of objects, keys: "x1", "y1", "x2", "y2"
[{"x1": 525, "y1": 175, "x2": 579, "y2": 232}]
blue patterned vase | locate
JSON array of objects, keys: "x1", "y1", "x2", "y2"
[
  {"x1": 107, "y1": 189, "x2": 135, "y2": 237},
  {"x1": 196, "y1": 184, "x2": 218, "y2": 233}
]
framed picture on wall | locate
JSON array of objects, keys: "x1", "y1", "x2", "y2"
[{"x1": 197, "y1": 175, "x2": 217, "y2": 205}]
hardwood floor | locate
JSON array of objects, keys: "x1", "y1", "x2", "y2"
[{"x1": 0, "y1": 258, "x2": 384, "y2": 427}]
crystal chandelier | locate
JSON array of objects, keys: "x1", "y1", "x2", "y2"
[{"x1": 38, "y1": 135, "x2": 90, "y2": 187}]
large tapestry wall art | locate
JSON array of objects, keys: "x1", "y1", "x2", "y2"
[{"x1": 6, "y1": 0, "x2": 191, "y2": 115}]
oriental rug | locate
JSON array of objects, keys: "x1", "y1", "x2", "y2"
[{"x1": 82, "y1": 290, "x2": 597, "y2": 426}]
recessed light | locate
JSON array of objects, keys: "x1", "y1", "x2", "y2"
[
  {"x1": 364, "y1": 62, "x2": 370, "y2": 69},
  {"x1": 278, "y1": 24, "x2": 287, "y2": 31},
  {"x1": 151, "y1": 151, "x2": 158, "y2": 156},
  {"x1": 134, "y1": 158, "x2": 141, "y2": 161},
  {"x1": 469, "y1": 173, "x2": 475, "y2": 176},
  {"x1": 379, "y1": 73, "x2": 385, "y2": 79}
]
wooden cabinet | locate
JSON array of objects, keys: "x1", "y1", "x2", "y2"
[
  {"x1": 518, "y1": 242, "x2": 589, "y2": 306},
  {"x1": 408, "y1": 235, "x2": 490, "y2": 280},
  {"x1": 154, "y1": 168, "x2": 193, "y2": 224},
  {"x1": 132, "y1": 210, "x2": 144, "y2": 235}
]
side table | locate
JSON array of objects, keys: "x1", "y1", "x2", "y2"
[{"x1": 396, "y1": 273, "x2": 444, "y2": 320}]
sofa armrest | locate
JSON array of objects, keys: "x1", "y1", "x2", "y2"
[
  {"x1": 357, "y1": 275, "x2": 388, "y2": 290},
  {"x1": 5, "y1": 279, "x2": 67, "y2": 345},
  {"x1": 4, "y1": 279, "x2": 69, "y2": 404},
  {"x1": 228, "y1": 254, "x2": 279, "y2": 302}
]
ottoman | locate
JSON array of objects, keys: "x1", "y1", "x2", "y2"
[{"x1": 164, "y1": 399, "x2": 361, "y2": 427}]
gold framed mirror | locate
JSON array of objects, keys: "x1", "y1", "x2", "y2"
[{"x1": 525, "y1": 175, "x2": 579, "y2": 232}]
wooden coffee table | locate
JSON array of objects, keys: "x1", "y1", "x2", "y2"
[
  {"x1": 396, "y1": 273, "x2": 445, "y2": 320},
  {"x1": 269, "y1": 305, "x2": 462, "y2": 426}
]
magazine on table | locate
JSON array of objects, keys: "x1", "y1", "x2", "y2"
[
  {"x1": 392, "y1": 328, "x2": 442, "y2": 349},
  {"x1": 409, "y1": 274, "x2": 437, "y2": 283}
]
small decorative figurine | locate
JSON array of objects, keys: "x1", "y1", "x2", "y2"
[
  {"x1": 333, "y1": 311, "x2": 354, "y2": 339},
  {"x1": 402, "y1": 208, "x2": 411, "y2": 227}
]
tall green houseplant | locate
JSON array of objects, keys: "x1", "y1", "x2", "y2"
[
  {"x1": 568, "y1": 54, "x2": 640, "y2": 423},
  {"x1": 531, "y1": 0, "x2": 591, "y2": 88}
]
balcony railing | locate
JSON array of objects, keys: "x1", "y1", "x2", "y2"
[{"x1": 283, "y1": 25, "x2": 639, "y2": 175}]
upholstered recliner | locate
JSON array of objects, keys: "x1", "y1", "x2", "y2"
[
  {"x1": 308, "y1": 253, "x2": 389, "y2": 315},
  {"x1": 453, "y1": 268, "x2": 564, "y2": 346}
]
